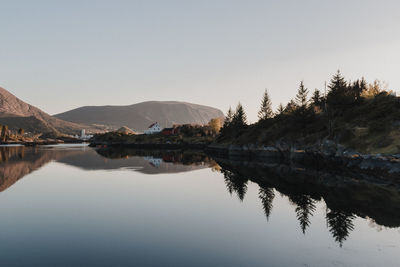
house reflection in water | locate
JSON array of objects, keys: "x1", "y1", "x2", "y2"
[{"x1": 143, "y1": 156, "x2": 162, "y2": 167}]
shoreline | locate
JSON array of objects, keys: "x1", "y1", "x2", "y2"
[{"x1": 89, "y1": 141, "x2": 400, "y2": 180}]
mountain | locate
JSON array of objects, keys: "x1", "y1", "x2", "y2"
[
  {"x1": 0, "y1": 87, "x2": 100, "y2": 135},
  {"x1": 54, "y1": 101, "x2": 224, "y2": 131}
]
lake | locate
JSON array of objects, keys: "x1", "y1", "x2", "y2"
[{"x1": 0, "y1": 144, "x2": 399, "y2": 267}]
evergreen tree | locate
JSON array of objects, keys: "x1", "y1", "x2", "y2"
[
  {"x1": 258, "y1": 89, "x2": 273, "y2": 120},
  {"x1": 276, "y1": 103, "x2": 285, "y2": 115},
  {"x1": 295, "y1": 81, "x2": 309, "y2": 108},
  {"x1": 232, "y1": 102, "x2": 247, "y2": 128},
  {"x1": 223, "y1": 107, "x2": 233, "y2": 128},
  {"x1": 350, "y1": 78, "x2": 367, "y2": 101},
  {"x1": 327, "y1": 70, "x2": 349, "y2": 108},
  {"x1": 311, "y1": 89, "x2": 322, "y2": 107},
  {"x1": 328, "y1": 70, "x2": 347, "y2": 93}
]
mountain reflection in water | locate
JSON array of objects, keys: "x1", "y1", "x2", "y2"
[{"x1": 1, "y1": 145, "x2": 400, "y2": 248}]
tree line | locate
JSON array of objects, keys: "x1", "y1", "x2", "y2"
[{"x1": 219, "y1": 70, "x2": 396, "y2": 139}]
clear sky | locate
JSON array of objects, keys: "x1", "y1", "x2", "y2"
[{"x1": 1, "y1": 0, "x2": 400, "y2": 122}]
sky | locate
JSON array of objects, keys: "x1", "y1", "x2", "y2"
[{"x1": 1, "y1": 0, "x2": 400, "y2": 122}]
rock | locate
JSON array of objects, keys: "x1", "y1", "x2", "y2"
[
  {"x1": 343, "y1": 150, "x2": 361, "y2": 158},
  {"x1": 275, "y1": 141, "x2": 290, "y2": 152},
  {"x1": 321, "y1": 140, "x2": 337, "y2": 157},
  {"x1": 335, "y1": 144, "x2": 346, "y2": 157}
]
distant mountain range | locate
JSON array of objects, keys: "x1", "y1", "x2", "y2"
[
  {"x1": 0, "y1": 86, "x2": 224, "y2": 135},
  {"x1": 0, "y1": 87, "x2": 99, "y2": 135},
  {"x1": 54, "y1": 101, "x2": 224, "y2": 131}
]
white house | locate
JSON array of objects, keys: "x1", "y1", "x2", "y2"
[
  {"x1": 73, "y1": 129, "x2": 93, "y2": 140},
  {"x1": 143, "y1": 156, "x2": 162, "y2": 167},
  {"x1": 144, "y1": 122, "x2": 162, "y2": 134}
]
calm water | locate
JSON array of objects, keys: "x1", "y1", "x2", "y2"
[{"x1": 0, "y1": 144, "x2": 399, "y2": 267}]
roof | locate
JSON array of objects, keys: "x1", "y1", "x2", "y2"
[{"x1": 148, "y1": 122, "x2": 159, "y2": 128}]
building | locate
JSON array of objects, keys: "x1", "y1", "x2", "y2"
[
  {"x1": 73, "y1": 129, "x2": 93, "y2": 140},
  {"x1": 144, "y1": 122, "x2": 162, "y2": 134},
  {"x1": 143, "y1": 156, "x2": 162, "y2": 167},
  {"x1": 161, "y1": 127, "x2": 178, "y2": 136}
]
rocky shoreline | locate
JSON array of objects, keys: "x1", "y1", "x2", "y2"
[{"x1": 206, "y1": 142, "x2": 400, "y2": 181}]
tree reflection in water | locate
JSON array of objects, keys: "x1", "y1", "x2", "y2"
[
  {"x1": 326, "y1": 209, "x2": 356, "y2": 247},
  {"x1": 95, "y1": 147, "x2": 364, "y2": 247},
  {"x1": 221, "y1": 169, "x2": 248, "y2": 201},
  {"x1": 258, "y1": 187, "x2": 275, "y2": 220},
  {"x1": 1, "y1": 146, "x2": 399, "y2": 247},
  {"x1": 288, "y1": 194, "x2": 317, "y2": 234},
  {"x1": 213, "y1": 157, "x2": 400, "y2": 247}
]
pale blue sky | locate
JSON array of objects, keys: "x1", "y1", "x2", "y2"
[{"x1": 1, "y1": 0, "x2": 400, "y2": 121}]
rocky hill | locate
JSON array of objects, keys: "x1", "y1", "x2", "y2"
[
  {"x1": 0, "y1": 87, "x2": 105, "y2": 135},
  {"x1": 54, "y1": 101, "x2": 224, "y2": 132}
]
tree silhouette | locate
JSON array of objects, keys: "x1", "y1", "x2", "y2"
[
  {"x1": 328, "y1": 70, "x2": 347, "y2": 95},
  {"x1": 326, "y1": 209, "x2": 355, "y2": 247},
  {"x1": 220, "y1": 107, "x2": 234, "y2": 137},
  {"x1": 232, "y1": 102, "x2": 247, "y2": 129},
  {"x1": 295, "y1": 81, "x2": 309, "y2": 108},
  {"x1": 259, "y1": 187, "x2": 275, "y2": 220},
  {"x1": 224, "y1": 106, "x2": 233, "y2": 127},
  {"x1": 349, "y1": 78, "x2": 367, "y2": 101},
  {"x1": 311, "y1": 89, "x2": 323, "y2": 108},
  {"x1": 327, "y1": 70, "x2": 349, "y2": 109},
  {"x1": 221, "y1": 168, "x2": 248, "y2": 201},
  {"x1": 276, "y1": 103, "x2": 285, "y2": 115},
  {"x1": 289, "y1": 194, "x2": 316, "y2": 234},
  {"x1": 258, "y1": 89, "x2": 274, "y2": 120}
]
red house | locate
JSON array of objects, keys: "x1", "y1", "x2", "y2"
[{"x1": 161, "y1": 127, "x2": 178, "y2": 136}]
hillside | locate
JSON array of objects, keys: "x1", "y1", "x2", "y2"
[
  {"x1": 217, "y1": 72, "x2": 400, "y2": 155},
  {"x1": 54, "y1": 101, "x2": 224, "y2": 131},
  {"x1": 0, "y1": 87, "x2": 101, "y2": 135}
]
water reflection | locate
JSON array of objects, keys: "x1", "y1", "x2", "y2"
[
  {"x1": 1, "y1": 145, "x2": 400, "y2": 248},
  {"x1": 0, "y1": 146, "x2": 214, "y2": 192},
  {"x1": 216, "y1": 157, "x2": 400, "y2": 247}
]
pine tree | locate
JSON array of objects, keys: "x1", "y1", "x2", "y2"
[
  {"x1": 327, "y1": 70, "x2": 348, "y2": 107},
  {"x1": 312, "y1": 89, "x2": 322, "y2": 107},
  {"x1": 350, "y1": 77, "x2": 367, "y2": 101},
  {"x1": 232, "y1": 102, "x2": 247, "y2": 128},
  {"x1": 258, "y1": 89, "x2": 273, "y2": 120},
  {"x1": 223, "y1": 106, "x2": 233, "y2": 128},
  {"x1": 276, "y1": 103, "x2": 285, "y2": 115},
  {"x1": 295, "y1": 81, "x2": 309, "y2": 108},
  {"x1": 328, "y1": 70, "x2": 347, "y2": 94}
]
